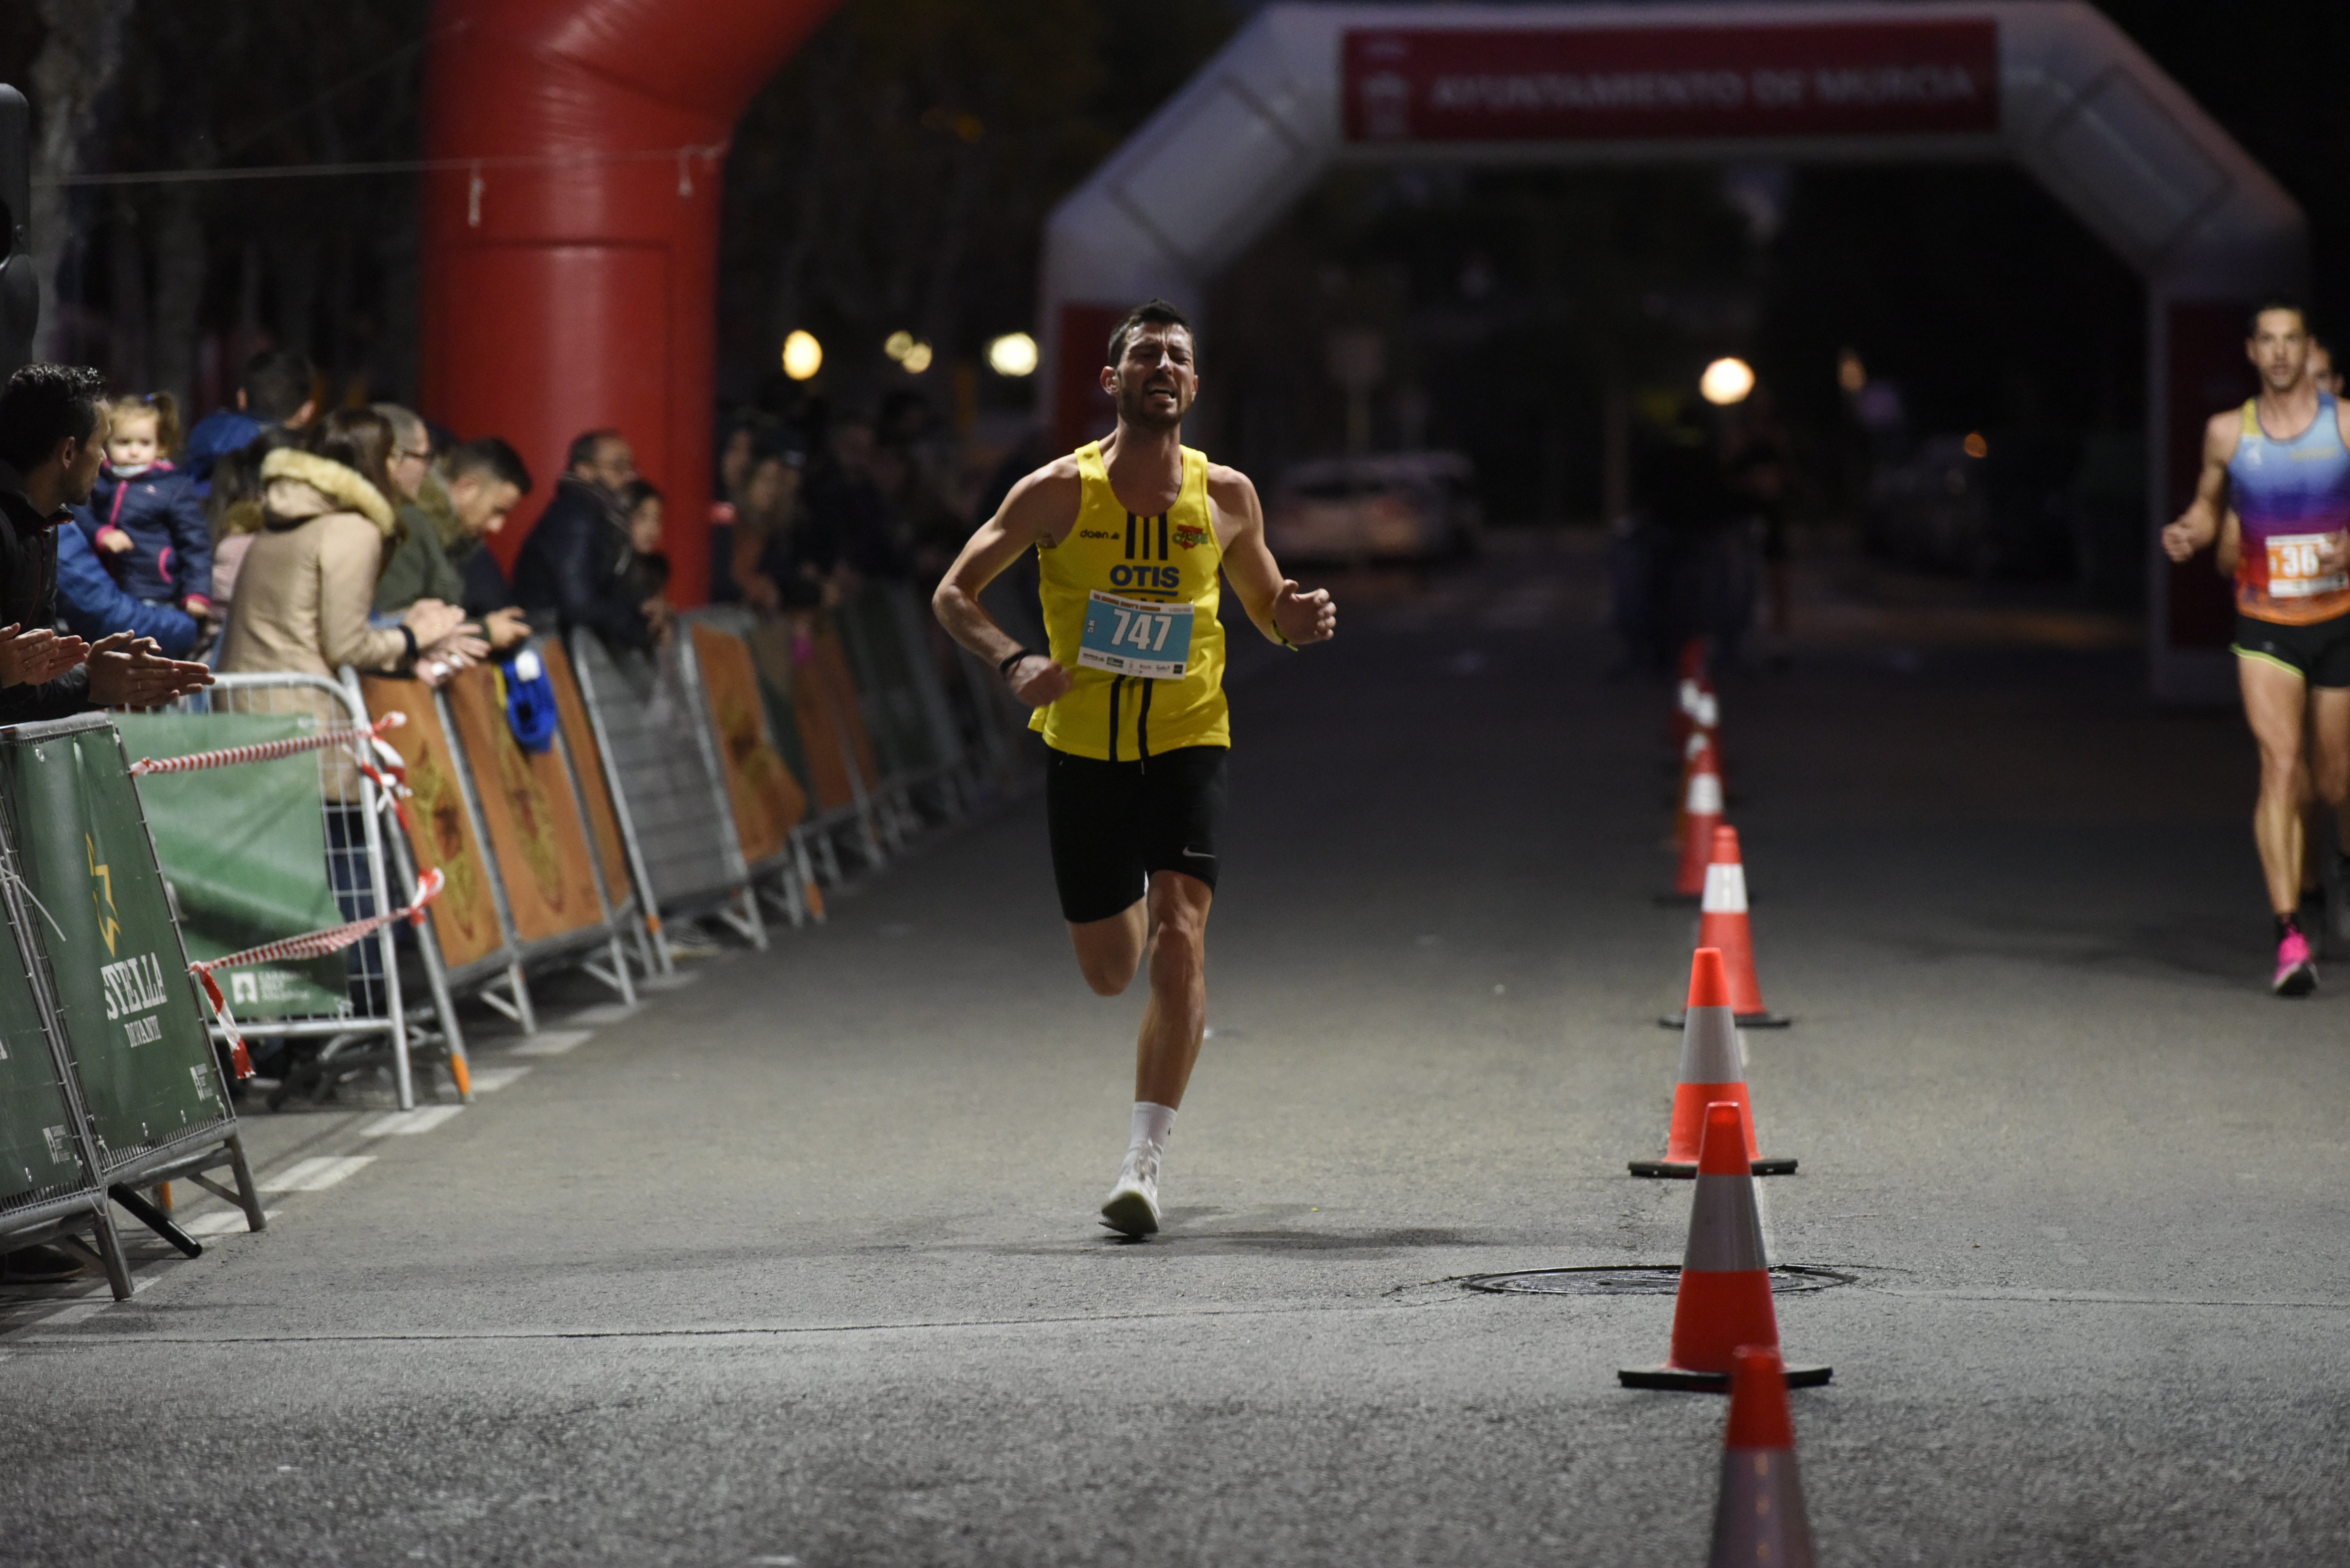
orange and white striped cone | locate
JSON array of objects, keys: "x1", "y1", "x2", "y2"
[
  {"x1": 1666, "y1": 709, "x2": 1719, "y2": 848},
  {"x1": 1632, "y1": 948, "x2": 1795, "y2": 1179},
  {"x1": 1662, "y1": 739, "x2": 1724, "y2": 905},
  {"x1": 1620, "y1": 1100, "x2": 1830, "y2": 1390},
  {"x1": 1662, "y1": 826, "x2": 1791, "y2": 1029},
  {"x1": 1672, "y1": 639, "x2": 1709, "y2": 751},
  {"x1": 1707, "y1": 1345, "x2": 1819, "y2": 1568}
]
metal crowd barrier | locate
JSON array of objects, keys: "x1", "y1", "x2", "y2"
[
  {"x1": 694, "y1": 606, "x2": 874, "y2": 885},
  {"x1": 140, "y1": 674, "x2": 442, "y2": 1112},
  {"x1": 0, "y1": 713, "x2": 265, "y2": 1299},
  {"x1": 535, "y1": 637, "x2": 659, "y2": 975},
  {"x1": 678, "y1": 619, "x2": 816, "y2": 929},
  {"x1": 428, "y1": 653, "x2": 638, "y2": 1008},
  {"x1": 832, "y1": 584, "x2": 971, "y2": 828},
  {"x1": 567, "y1": 627, "x2": 770, "y2": 966},
  {"x1": 351, "y1": 661, "x2": 638, "y2": 1046}
]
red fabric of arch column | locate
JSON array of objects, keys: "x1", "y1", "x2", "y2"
[{"x1": 421, "y1": 0, "x2": 837, "y2": 607}]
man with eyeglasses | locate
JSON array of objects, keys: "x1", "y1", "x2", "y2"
[{"x1": 372, "y1": 405, "x2": 530, "y2": 652}]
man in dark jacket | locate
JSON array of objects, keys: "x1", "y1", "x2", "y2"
[
  {"x1": 182, "y1": 349, "x2": 317, "y2": 489},
  {"x1": 0, "y1": 365, "x2": 215, "y2": 721},
  {"x1": 512, "y1": 428, "x2": 669, "y2": 652}
]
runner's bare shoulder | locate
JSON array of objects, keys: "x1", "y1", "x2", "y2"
[
  {"x1": 999, "y1": 456, "x2": 1086, "y2": 545},
  {"x1": 1204, "y1": 464, "x2": 1262, "y2": 534},
  {"x1": 2206, "y1": 405, "x2": 2246, "y2": 459}
]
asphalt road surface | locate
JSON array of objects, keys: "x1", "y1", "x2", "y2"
[{"x1": 5, "y1": 550, "x2": 2346, "y2": 1566}]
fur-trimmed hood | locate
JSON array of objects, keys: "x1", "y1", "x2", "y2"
[{"x1": 260, "y1": 447, "x2": 396, "y2": 537}]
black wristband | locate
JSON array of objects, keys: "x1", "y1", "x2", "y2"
[
  {"x1": 998, "y1": 648, "x2": 1034, "y2": 677},
  {"x1": 398, "y1": 624, "x2": 420, "y2": 666}
]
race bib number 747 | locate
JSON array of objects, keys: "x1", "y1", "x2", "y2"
[{"x1": 1078, "y1": 590, "x2": 1193, "y2": 680}]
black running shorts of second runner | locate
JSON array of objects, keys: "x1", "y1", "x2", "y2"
[
  {"x1": 1046, "y1": 745, "x2": 1228, "y2": 923},
  {"x1": 2233, "y1": 611, "x2": 2350, "y2": 688}
]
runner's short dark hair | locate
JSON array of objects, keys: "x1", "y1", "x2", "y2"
[
  {"x1": 1108, "y1": 299, "x2": 1194, "y2": 367},
  {"x1": 566, "y1": 428, "x2": 622, "y2": 471},
  {"x1": 240, "y1": 349, "x2": 315, "y2": 423},
  {"x1": 2250, "y1": 298, "x2": 2313, "y2": 338},
  {"x1": 445, "y1": 436, "x2": 533, "y2": 494},
  {"x1": 0, "y1": 363, "x2": 108, "y2": 473}
]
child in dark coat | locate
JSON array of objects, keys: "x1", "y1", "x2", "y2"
[{"x1": 73, "y1": 393, "x2": 216, "y2": 626}]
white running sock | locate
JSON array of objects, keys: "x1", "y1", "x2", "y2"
[{"x1": 1124, "y1": 1101, "x2": 1177, "y2": 1177}]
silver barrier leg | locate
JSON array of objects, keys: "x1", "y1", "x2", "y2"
[
  {"x1": 791, "y1": 830, "x2": 822, "y2": 922},
  {"x1": 185, "y1": 1133, "x2": 267, "y2": 1232},
  {"x1": 583, "y1": 931, "x2": 638, "y2": 1006},
  {"x1": 480, "y1": 965, "x2": 539, "y2": 1034},
  {"x1": 60, "y1": 1209, "x2": 134, "y2": 1302}
]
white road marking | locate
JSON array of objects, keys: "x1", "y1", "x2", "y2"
[
  {"x1": 570, "y1": 1002, "x2": 638, "y2": 1026},
  {"x1": 260, "y1": 1156, "x2": 375, "y2": 1193},
  {"x1": 466, "y1": 1066, "x2": 532, "y2": 1092},
  {"x1": 360, "y1": 1106, "x2": 465, "y2": 1137},
  {"x1": 637, "y1": 971, "x2": 700, "y2": 993},
  {"x1": 41, "y1": 1300, "x2": 112, "y2": 1327},
  {"x1": 511, "y1": 1030, "x2": 592, "y2": 1057},
  {"x1": 182, "y1": 1210, "x2": 275, "y2": 1237}
]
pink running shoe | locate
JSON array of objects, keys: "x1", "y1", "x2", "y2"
[{"x1": 2273, "y1": 928, "x2": 2317, "y2": 997}]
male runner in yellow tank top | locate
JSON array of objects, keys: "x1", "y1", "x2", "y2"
[{"x1": 933, "y1": 299, "x2": 1337, "y2": 1235}]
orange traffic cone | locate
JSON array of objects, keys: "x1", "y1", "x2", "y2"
[
  {"x1": 1706, "y1": 1346, "x2": 1819, "y2": 1568},
  {"x1": 1663, "y1": 740, "x2": 1724, "y2": 904},
  {"x1": 1632, "y1": 949, "x2": 1795, "y2": 1179},
  {"x1": 1663, "y1": 826, "x2": 1790, "y2": 1029},
  {"x1": 1620, "y1": 1100, "x2": 1831, "y2": 1390},
  {"x1": 1672, "y1": 639, "x2": 1709, "y2": 751}
]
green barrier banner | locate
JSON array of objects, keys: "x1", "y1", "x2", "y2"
[
  {"x1": 113, "y1": 713, "x2": 347, "y2": 1018},
  {"x1": 0, "y1": 911, "x2": 90, "y2": 1216},
  {"x1": 0, "y1": 717, "x2": 227, "y2": 1165}
]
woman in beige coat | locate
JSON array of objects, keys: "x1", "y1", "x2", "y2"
[{"x1": 217, "y1": 420, "x2": 470, "y2": 684}]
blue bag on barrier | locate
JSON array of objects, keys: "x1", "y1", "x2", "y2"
[{"x1": 497, "y1": 650, "x2": 558, "y2": 755}]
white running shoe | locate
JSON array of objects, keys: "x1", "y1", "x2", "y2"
[{"x1": 1099, "y1": 1152, "x2": 1161, "y2": 1237}]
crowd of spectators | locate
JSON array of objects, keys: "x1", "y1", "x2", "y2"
[
  {"x1": 0, "y1": 351, "x2": 1015, "y2": 748},
  {"x1": 0, "y1": 350, "x2": 713, "y2": 724},
  {"x1": 713, "y1": 389, "x2": 966, "y2": 624}
]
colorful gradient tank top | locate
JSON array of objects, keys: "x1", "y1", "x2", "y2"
[{"x1": 2232, "y1": 392, "x2": 2350, "y2": 625}]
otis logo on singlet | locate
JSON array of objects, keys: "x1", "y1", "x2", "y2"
[{"x1": 1109, "y1": 564, "x2": 1179, "y2": 591}]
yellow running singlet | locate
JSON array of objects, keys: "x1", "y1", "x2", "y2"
[{"x1": 1031, "y1": 441, "x2": 1229, "y2": 762}]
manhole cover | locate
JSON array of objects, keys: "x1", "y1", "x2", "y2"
[{"x1": 1462, "y1": 1265, "x2": 1856, "y2": 1297}]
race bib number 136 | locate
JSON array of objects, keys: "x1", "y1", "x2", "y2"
[
  {"x1": 1078, "y1": 590, "x2": 1193, "y2": 680},
  {"x1": 2266, "y1": 531, "x2": 2349, "y2": 598}
]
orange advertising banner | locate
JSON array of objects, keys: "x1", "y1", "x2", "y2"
[
  {"x1": 536, "y1": 639, "x2": 635, "y2": 903},
  {"x1": 691, "y1": 625, "x2": 807, "y2": 866},
  {"x1": 358, "y1": 676, "x2": 505, "y2": 970},
  {"x1": 442, "y1": 664, "x2": 605, "y2": 944}
]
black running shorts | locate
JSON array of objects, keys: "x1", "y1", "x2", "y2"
[
  {"x1": 1045, "y1": 745, "x2": 1228, "y2": 923},
  {"x1": 2233, "y1": 611, "x2": 2350, "y2": 689}
]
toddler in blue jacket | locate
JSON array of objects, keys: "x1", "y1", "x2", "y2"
[{"x1": 72, "y1": 393, "x2": 216, "y2": 627}]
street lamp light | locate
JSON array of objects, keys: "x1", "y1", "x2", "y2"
[
  {"x1": 781, "y1": 330, "x2": 822, "y2": 381},
  {"x1": 1700, "y1": 357, "x2": 1755, "y2": 406},
  {"x1": 987, "y1": 332, "x2": 1039, "y2": 377}
]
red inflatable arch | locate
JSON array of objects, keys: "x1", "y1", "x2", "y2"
[{"x1": 420, "y1": 0, "x2": 838, "y2": 606}]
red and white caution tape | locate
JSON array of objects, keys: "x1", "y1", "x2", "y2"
[
  {"x1": 128, "y1": 711, "x2": 406, "y2": 776},
  {"x1": 189, "y1": 867, "x2": 446, "y2": 1077}
]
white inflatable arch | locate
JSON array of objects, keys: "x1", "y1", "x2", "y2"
[{"x1": 1039, "y1": 2, "x2": 2305, "y2": 698}]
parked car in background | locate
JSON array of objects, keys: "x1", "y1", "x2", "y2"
[{"x1": 1266, "y1": 451, "x2": 1481, "y2": 564}]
